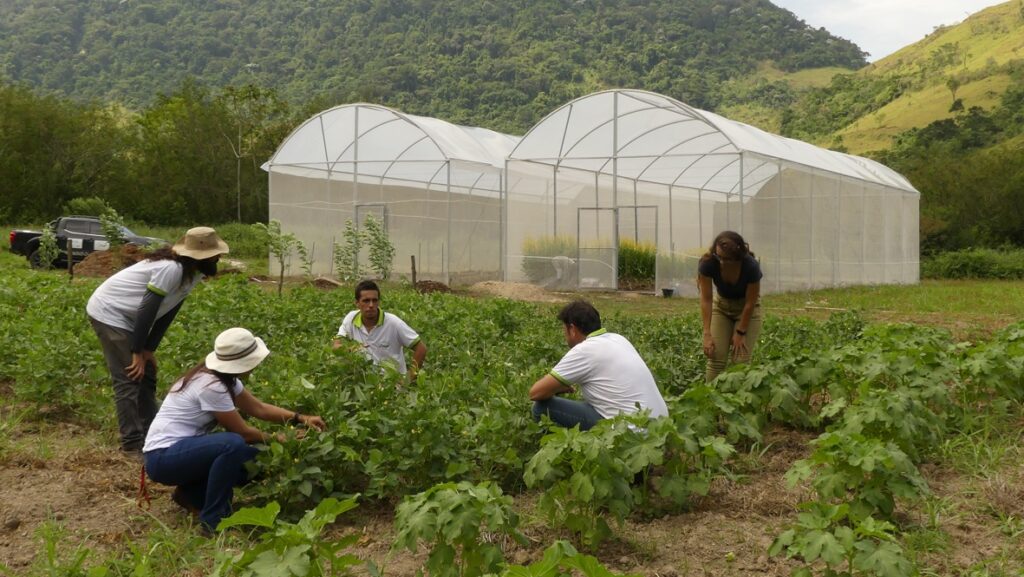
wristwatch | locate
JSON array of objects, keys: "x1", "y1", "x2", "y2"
[{"x1": 735, "y1": 329, "x2": 747, "y2": 336}]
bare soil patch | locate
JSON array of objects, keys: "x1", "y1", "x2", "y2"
[{"x1": 467, "y1": 281, "x2": 568, "y2": 303}]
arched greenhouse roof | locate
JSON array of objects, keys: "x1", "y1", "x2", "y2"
[
  {"x1": 508, "y1": 89, "x2": 918, "y2": 196},
  {"x1": 265, "y1": 103, "x2": 520, "y2": 190}
]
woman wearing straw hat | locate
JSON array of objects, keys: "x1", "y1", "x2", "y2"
[
  {"x1": 143, "y1": 327, "x2": 326, "y2": 534},
  {"x1": 87, "y1": 226, "x2": 229, "y2": 456}
]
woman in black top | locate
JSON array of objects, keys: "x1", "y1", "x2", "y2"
[{"x1": 697, "y1": 231, "x2": 763, "y2": 382}]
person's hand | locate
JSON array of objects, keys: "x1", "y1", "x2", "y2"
[
  {"x1": 702, "y1": 332, "x2": 715, "y2": 358},
  {"x1": 300, "y1": 415, "x2": 327, "y2": 431},
  {"x1": 731, "y1": 332, "x2": 749, "y2": 360},
  {"x1": 557, "y1": 384, "x2": 575, "y2": 396},
  {"x1": 125, "y1": 351, "x2": 156, "y2": 381}
]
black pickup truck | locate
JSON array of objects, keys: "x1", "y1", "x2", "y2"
[{"x1": 8, "y1": 216, "x2": 164, "y2": 268}]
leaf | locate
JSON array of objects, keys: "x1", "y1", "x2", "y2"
[{"x1": 217, "y1": 501, "x2": 281, "y2": 530}]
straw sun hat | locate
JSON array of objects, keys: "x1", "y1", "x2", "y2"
[
  {"x1": 205, "y1": 328, "x2": 270, "y2": 374},
  {"x1": 172, "y1": 226, "x2": 230, "y2": 260}
]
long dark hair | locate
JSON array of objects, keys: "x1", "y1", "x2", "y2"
[
  {"x1": 699, "y1": 230, "x2": 754, "y2": 265},
  {"x1": 170, "y1": 361, "x2": 239, "y2": 402},
  {"x1": 146, "y1": 246, "x2": 201, "y2": 288}
]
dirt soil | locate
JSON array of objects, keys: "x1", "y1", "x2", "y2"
[
  {"x1": 2, "y1": 423, "x2": 1019, "y2": 575},
  {"x1": 467, "y1": 281, "x2": 569, "y2": 303},
  {"x1": 72, "y1": 245, "x2": 149, "y2": 277}
]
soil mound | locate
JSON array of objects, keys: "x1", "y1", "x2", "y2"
[
  {"x1": 415, "y1": 280, "x2": 452, "y2": 294},
  {"x1": 72, "y1": 245, "x2": 148, "y2": 277}
]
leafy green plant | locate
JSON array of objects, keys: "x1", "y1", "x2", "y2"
[
  {"x1": 769, "y1": 502, "x2": 917, "y2": 577},
  {"x1": 362, "y1": 214, "x2": 395, "y2": 280},
  {"x1": 393, "y1": 481, "x2": 526, "y2": 577},
  {"x1": 212, "y1": 498, "x2": 362, "y2": 577},
  {"x1": 490, "y1": 540, "x2": 644, "y2": 577},
  {"x1": 99, "y1": 206, "x2": 128, "y2": 253},
  {"x1": 34, "y1": 224, "x2": 61, "y2": 270},
  {"x1": 252, "y1": 219, "x2": 304, "y2": 295},
  {"x1": 785, "y1": 431, "x2": 929, "y2": 522},
  {"x1": 333, "y1": 219, "x2": 362, "y2": 282},
  {"x1": 63, "y1": 196, "x2": 110, "y2": 217}
]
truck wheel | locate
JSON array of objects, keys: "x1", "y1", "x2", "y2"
[{"x1": 28, "y1": 249, "x2": 45, "y2": 269}]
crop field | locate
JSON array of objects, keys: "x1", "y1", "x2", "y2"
[{"x1": 1, "y1": 249, "x2": 1023, "y2": 577}]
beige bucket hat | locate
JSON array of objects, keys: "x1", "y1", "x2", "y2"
[
  {"x1": 172, "y1": 227, "x2": 230, "y2": 260},
  {"x1": 205, "y1": 328, "x2": 270, "y2": 374}
]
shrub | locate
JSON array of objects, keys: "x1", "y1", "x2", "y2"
[
  {"x1": 922, "y1": 247, "x2": 1024, "y2": 279},
  {"x1": 63, "y1": 196, "x2": 109, "y2": 217}
]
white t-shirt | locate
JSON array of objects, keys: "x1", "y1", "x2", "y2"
[
  {"x1": 337, "y1": 310, "x2": 420, "y2": 374},
  {"x1": 550, "y1": 330, "x2": 669, "y2": 420},
  {"x1": 143, "y1": 372, "x2": 244, "y2": 452},
  {"x1": 87, "y1": 259, "x2": 200, "y2": 331}
]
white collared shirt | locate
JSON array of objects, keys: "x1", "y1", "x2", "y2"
[
  {"x1": 549, "y1": 329, "x2": 669, "y2": 420},
  {"x1": 337, "y1": 310, "x2": 420, "y2": 374}
]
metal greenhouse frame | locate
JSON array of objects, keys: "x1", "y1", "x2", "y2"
[{"x1": 503, "y1": 89, "x2": 919, "y2": 295}]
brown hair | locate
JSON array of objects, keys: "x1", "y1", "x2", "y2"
[
  {"x1": 699, "y1": 230, "x2": 753, "y2": 265},
  {"x1": 169, "y1": 361, "x2": 239, "y2": 402}
]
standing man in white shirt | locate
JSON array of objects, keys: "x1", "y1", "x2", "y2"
[
  {"x1": 333, "y1": 280, "x2": 427, "y2": 381},
  {"x1": 529, "y1": 300, "x2": 669, "y2": 430}
]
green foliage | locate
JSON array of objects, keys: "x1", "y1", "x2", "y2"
[
  {"x1": 491, "y1": 540, "x2": 644, "y2": 577},
  {"x1": 922, "y1": 247, "x2": 1024, "y2": 279},
  {"x1": 35, "y1": 224, "x2": 61, "y2": 270},
  {"x1": 393, "y1": 481, "x2": 526, "y2": 577},
  {"x1": 99, "y1": 206, "x2": 128, "y2": 252},
  {"x1": 252, "y1": 219, "x2": 305, "y2": 294},
  {"x1": 769, "y1": 502, "x2": 917, "y2": 577},
  {"x1": 63, "y1": 196, "x2": 109, "y2": 217},
  {"x1": 0, "y1": 0, "x2": 865, "y2": 134},
  {"x1": 212, "y1": 498, "x2": 362, "y2": 577},
  {"x1": 333, "y1": 219, "x2": 362, "y2": 282},
  {"x1": 523, "y1": 413, "x2": 732, "y2": 549},
  {"x1": 617, "y1": 239, "x2": 655, "y2": 289},
  {"x1": 362, "y1": 214, "x2": 395, "y2": 281},
  {"x1": 786, "y1": 431, "x2": 930, "y2": 522}
]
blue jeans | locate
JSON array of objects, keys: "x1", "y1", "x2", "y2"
[
  {"x1": 532, "y1": 397, "x2": 604, "y2": 431},
  {"x1": 144, "y1": 432, "x2": 259, "y2": 531}
]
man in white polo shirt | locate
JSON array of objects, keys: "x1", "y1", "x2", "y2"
[
  {"x1": 333, "y1": 280, "x2": 427, "y2": 380},
  {"x1": 529, "y1": 300, "x2": 669, "y2": 430}
]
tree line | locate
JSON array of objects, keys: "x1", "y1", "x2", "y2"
[{"x1": 0, "y1": 80, "x2": 294, "y2": 225}]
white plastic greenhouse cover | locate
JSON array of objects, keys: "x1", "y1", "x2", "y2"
[
  {"x1": 508, "y1": 89, "x2": 918, "y2": 196},
  {"x1": 264, "y1": 103, "x2": 520, "y2": 187}
]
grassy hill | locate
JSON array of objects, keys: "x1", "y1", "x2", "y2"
[{"x1": 827, "y1": 1, "x2": 1024, "y2": 154}]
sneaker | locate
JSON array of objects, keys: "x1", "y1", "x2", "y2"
[{"x1": 171, "y1": 487, "x2": 201, "y2": 519}]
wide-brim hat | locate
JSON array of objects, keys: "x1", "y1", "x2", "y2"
[
  {"x1": 205, "y1": 328, "x2": 270, "y2": 374},
  {"x1": 173, "y1": 226, "x2": 230, "y2": 260}
]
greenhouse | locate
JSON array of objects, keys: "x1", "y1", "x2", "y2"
[
  {"x1": 265, "y1": 103, "x2": 519, "y2": 283},
  {"x1": 504, "y1": 89, "x2": 920, "y2": 295}
]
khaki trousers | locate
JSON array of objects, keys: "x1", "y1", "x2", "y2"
[{"x1": 706, "y1": 295, "x2": 762, "y2": 382}]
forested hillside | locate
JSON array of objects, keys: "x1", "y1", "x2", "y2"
[{"x1": 0, "y1": 0, "x2": 864, "y2": 133}]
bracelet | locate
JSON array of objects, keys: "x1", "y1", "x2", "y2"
[
  {"x1": 288, "y1": 411, "x2": 302, "y2": 426},
  {"x1": 735, "y1": 329, "x2": 747, "y2": 336}
]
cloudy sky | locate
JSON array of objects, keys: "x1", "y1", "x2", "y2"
[{"x1": 770, "y1": 0, "x2": 1005, "y2": 61}]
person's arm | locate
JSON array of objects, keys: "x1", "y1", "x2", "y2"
[
  {"x1": 411, "y1": 341, "x2": 427, "y2": 371},
  {"x1": 126, "y1": 289, "x2": 166, "y2": 381},
  {"x1": 731, "y1": 281, "x2": 760, "y2": 359},
  {"x1": 233, "y1": 389, "x2": 326, "y2": 431},
  {"x1": 145, "y1": 301, "x2": 183, "y2": 352},
  {"x1": 698, "y1": 275, "x2": 715, "y2": 358},
  {"x1": 529, "y1": 373, "x2": 574, "y2": 401}
]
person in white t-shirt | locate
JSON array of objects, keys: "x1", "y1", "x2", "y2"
[
  {"x1": 87, "y1": 227, "x2": 229, "y2": 455},
  {"x1": 529, "y1": 300, "x2": 669, "y2": 430},
  {"x1": 333, "y1": 280, "x2": 427, "y2": 381},
  {"x1": 143, "y1": 327, "x2": 326, "y2": 535}
]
